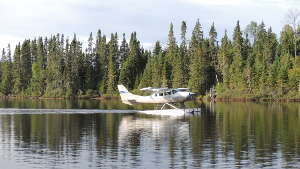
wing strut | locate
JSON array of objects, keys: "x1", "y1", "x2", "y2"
[{"x1": 161, "y1": 103, "x2": 178, "y2": 110}]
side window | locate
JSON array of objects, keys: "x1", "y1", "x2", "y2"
[
  {"x1": 159, "y1": 93, "x2": 163, "y2": 96},
  {"x1": 172, "y1": 90, "x2": 177, "y2": 94},
  {"x1": 166, "y1": 91, "x2": 171, "y2": 95},
  {"x1": 154, "y1": 93, "x2": 157, "y2": 97}
]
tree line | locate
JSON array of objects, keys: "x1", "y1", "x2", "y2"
[{"x1": 0, "y1": 20, "x2": 299, "y2": 98}]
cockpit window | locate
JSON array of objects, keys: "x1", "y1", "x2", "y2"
[{"x1": 177, "y1": 89, "x2": 189, "y2": 92}]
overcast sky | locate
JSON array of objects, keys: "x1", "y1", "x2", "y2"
[{"x1": 0, "y1": 0, "x2": 299, "y2": 51}]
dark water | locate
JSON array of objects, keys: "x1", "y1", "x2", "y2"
[{"x1": 0, "y1": 99, "x2": 299, "y2": 168}]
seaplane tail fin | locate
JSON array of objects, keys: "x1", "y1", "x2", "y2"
[{"x1": 117, "y1": 85, "x2": 134, "y2": 102}]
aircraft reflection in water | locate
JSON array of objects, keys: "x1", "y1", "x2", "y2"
[
  {"x1": 118, "y1": 116, "x2": 190, "y2": 146},
  {"x1": 117, "y1": 85, "x2": 200, "y2": 116}
]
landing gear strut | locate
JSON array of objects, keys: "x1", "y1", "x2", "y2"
[{"x1": 160, "y1": 103, "x2": 178, "y2": 110}]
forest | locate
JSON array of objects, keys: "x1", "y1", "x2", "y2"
[{"x1": 0, "y1": 20, "x2": 299, "y2": 99}]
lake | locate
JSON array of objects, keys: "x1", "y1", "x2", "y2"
[{"x1": 0, "y1": 99, "x2": 299, "y2": 168}]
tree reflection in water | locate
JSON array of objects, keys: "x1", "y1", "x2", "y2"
[{"x1": 0, "y1": 100, "x2": 299, "y2": 168}]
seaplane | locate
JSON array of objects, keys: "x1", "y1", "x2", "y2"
[{"x1": 117, "y1": 85, "x2": 200, "y2": 116}]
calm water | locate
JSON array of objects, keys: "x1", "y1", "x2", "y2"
[{"x1": 0, "y1": 99, "x2": 299, "y2": 168}]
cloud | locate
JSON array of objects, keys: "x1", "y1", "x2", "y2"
[
  {"x1": 181, "y1": 0, "x2": 300, "y2": 9},
  {"x1": 0, "y1": 0, "x2": 299, "y2": 51},
  {"x1": 180, "y1": 0, "x2": 243, "y2": 6}
]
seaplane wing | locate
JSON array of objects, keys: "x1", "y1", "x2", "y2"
[{"x1": 140, "y1": 87, "x2": 168, "y2": 93}]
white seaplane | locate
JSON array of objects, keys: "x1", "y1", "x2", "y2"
[{"x1": 117, "y1": 85, "x2": 200, "y2": 116}]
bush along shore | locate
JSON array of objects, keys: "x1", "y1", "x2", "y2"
[{"x1": 0, "y1": 20, "x2": 299, "y2": 101}]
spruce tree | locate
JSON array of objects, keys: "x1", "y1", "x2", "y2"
[
  {"x1": 0, "y1": 46, "x2": 13, "y2": 95},
  {"x1": 218, "y1": 31, "x2": 233, "y2": 87},
  {"x1": 106, "y1": 33, "x2": 119, "y2": 94},
  {"x1": 84, "y1": 32, "x2": 95, "y2": 91},
  {"x1": 180, "y1": 21, "x2": 189, "y2": 86},
  {"x1": 208, "y1": 23, "x2": 218, "y2": 85},
  {"x1": 96, "y1": 34, "x2": 108, "y2": 94},
  {"x1": 151, "y1": 41, "x2": 164, "y2": 87},
  {"x1": 29, "y1": 37, "x2": 46, "y2": 96},
  {"x1": 12, "y1": 44, "x2": 22, "y2": 95},
  {"x1": 119, "y1": 33, "x2": 129, "y2": 69},
  {"x1": 119, "y1": 32, "x2": 143, "y2": 89},
  {"x1": 230, "y1": 21, "x2": 245, "y2": 88},
  {"x1": 20, "y1": 40, "x2": 32, "y2": 93},
  {"x1": 166, "y1": 23, "x2": 177, "y2": 87}
]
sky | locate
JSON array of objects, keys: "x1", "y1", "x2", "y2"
[{"x1": 0, "y1": 0, "x2": 299, "y2": 51}]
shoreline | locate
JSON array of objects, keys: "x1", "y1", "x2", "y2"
[
  {"x1": 0, "y1": 95, "x2": 121, "y2": 100},
  {"x1": 0, "y1": 95, "x2": 299, "y2": 102},
  {"x1": 212, "y1": 98, "x2": 300, "y2": 102}
]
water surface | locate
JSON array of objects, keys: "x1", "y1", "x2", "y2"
[{"x1": 0, "y1": 99, "x2": 299, "y2": 168}]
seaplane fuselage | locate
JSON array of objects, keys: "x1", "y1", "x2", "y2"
[{"x1": 117, "y1": 85, "x2": 194, "y2": 105}]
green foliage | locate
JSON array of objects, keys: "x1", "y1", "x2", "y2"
[
  {"x1": 0, "y1": 46, "x2": 13, "y2": 95},
  {"x1": 1, "y1": 20, "x2": 299, "y2": 99},
  {"x1": 106, "y1": 34, "x2": 119, "y2": 95}
]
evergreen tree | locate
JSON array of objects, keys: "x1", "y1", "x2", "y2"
[
  {"x1": 151, "y1": 41, "x2": 164, "y2": 87},
  {"x1": 12, "y1": 44, "x2": 22, "y2": 94},
  {"x1": 189, "y1": 19, "x2": 204, "y2": 59},
  {"x1": 119, "y1": 33, "x2": 129, "y2": 69},
  {"x1": 106, "y1": 33, "x2": 119, "y2": 94},
  {"x1": 29, "y1": 37, "x2": 46, "y2": 96},
  {"x1": 84, "y1": 32, "x2": 95, "y2": 91},
  {"x1": 179, "y1": 21, "x2": 189, "y2": 87},
  {"x1": 139, "y1": 57, "x2": 153, "y2": 88},
  {"x1": 64, "y1": 35, "x2": 82, "y2": 97},
  {"x1": 119, "y1": 32, "x2": 144, "y2": 89},
  {"x1": 166, "y1": 23, "x2": 177, "y2": 87},
  {"x1": 20, "y1": 40, "x2": 32, "y2": 92},
  {"x1": 45, "y1": 35, "x2": 65, "y2": 97},
  {"x1": 218, "y1": 31, "x2": 233, "y2": 87},
  {"x1": 208, "y1": 23, "x2": 218, "y2": 85},
  {"x1": 0, "y1": 45, "x2": 13, "y2": 95},
  {"x1": 95, "y1": 33, "x2": 108, "y2": 94},
  {"x1": 230, "y1": 21, "x2": 245, "y2": 88}
]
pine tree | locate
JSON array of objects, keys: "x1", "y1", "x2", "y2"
[
  {"x1": 208, "y1": 23, "x2": 218, "y2": 85},
  {"x1": 188, "y1": 40, "x2": 210, "y2": 94},
  {"x1": 64, "y1": 35, "x2": 82, "y2": 97},
  {"x1": 168, "y1": 22, "x2": 185, "y2": 88},
  {"x1": 29, "y1": 37, "x2": 46, "y2": 96},
  {"x1": 166, "y1": 23, "x2": 177, "y2": 87},
  {"x1": 230, "y1": 21, "x2": 245, "y2": 88},
  {"x1": 151, "y1": 41, "x2": 164, "y2": 87},
  {"x1": 45, "y1": 35, "x2": 65, "y2": 97},
  {"x1": 139, "y1": 57, "x2": 153, "y2": 88},
  {"x1": 20, "y1": 40, "x2": 32, "y2": 92},
  {"x1": 95, "y1": 33, "x2": 108, "y2": 94},
  {"x1": 106, "y1": 33, "x2": 119, "y2": 94},
  {"x1": 84, "y1": 32, "x2": 95, "y2": 91},
  {"x1": 119, "y1": 32, "x2": 144, "y2": 89},
  {"x1": 189, "y1": 19, "x2": 204, "y2": 59},
  {"x1": 119, "y1": 33, "x2": 129, "y2": 69},
  {"x1": 180, "y1": 21, "x2": 189, "y2": 86},
  {"x1": 218, "y1": 31, "x2": 233, "y2": 87},
  {"x1": 12, "y1": 44, "x2": 22, "y2": 94},
  {"x1": 0, "y1": 45, "x2": 13, "y2": 95}
]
